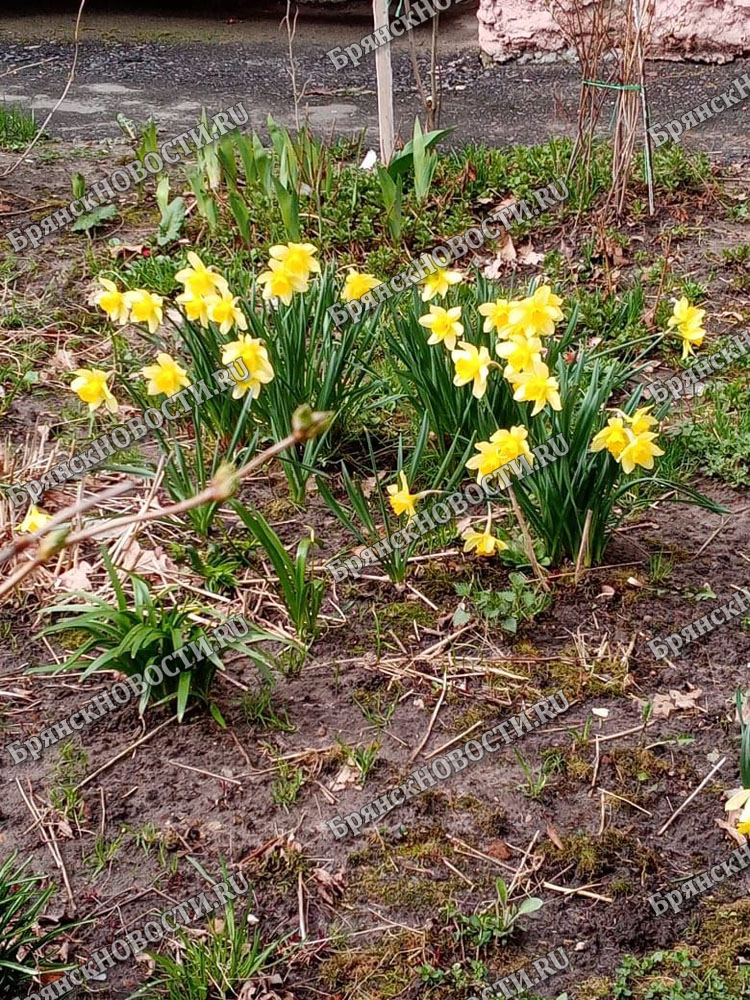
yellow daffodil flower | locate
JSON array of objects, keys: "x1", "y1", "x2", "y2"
[
  {"x1": 18, "y1": 505, "x2": 53, "y2": 534},
  {"x1": 205, "y1": 291, "x2": 248, "y2": 335},
  {"x1": 141, "y1": 353, "x2": 190, "y2": 398},
  {"x1": 95, "y1": 278, "x2": 130, "y2": 325},
  {"x1": 70, "y1": 368, "x2": 118, "y2": 414},
  {"x1": 725, "y1": 787, "x2": 750, "y2": 837},
  {"x1": 495, "y1": 333, "x2": 543, "y2": 375},
  {"x1": 175, "y1": 251, "x2": 229, "y2": 298},
  {"x1": 508, "y1": 285, "x2": 564, "y2": 338},
  {"x1": 387, "y1": 470, "x2": 424, "y2": 520},
  {"x1": 462, "y1": 527, "x2": 507, "y2": 557},
  {"x1": 626, "y1": 406, "x2": 659, "y2": 436},
  {"x1": 590, "y1": 417, "x2": 631, "y2": 460},
  {"x1": 509, "y1": 359, "x2": 562, "y2": 415},
  {"x1": 176, "y1": 290, "x2": 209, "y2": 327},
  {"x1": 258, "y1": 259, "x2": 308, "y2": 306},
  {"x1": 452, "y1": 341, "x2": 494, "y2": 399},
  {"x1": 269, "y1": 242, "x2": 321, "y2": 281},
  {"x1": 221, "y1": 334, "x2": 274, "y2": 400},
  {"x1": 667, "y1": 296, "x2": 706, "y2": 360},
  {"x1": 618, "y1": 431, "x2": 664, "y2": 474},
  {"x1": 679, "y1": 326, "x2": 705, "y2": 360},
  {"x1": 418, "y1": 305, "x2": 463, "y2": 351},
  {"x1": 342, "y1": 270, "x2": 382, "y2": 302},
  {"x1": 466, "y1": 426, "x2": 533, "y2": 482},
  {"x1": 124, "y1": 289, "x2": 164, "y2": 334},
  {"x1": 478, "y1": 297, "x2": 517, "y2": 338},
  {"x1": 421, "y1": 266, "x2": 463, "y2": 302}
]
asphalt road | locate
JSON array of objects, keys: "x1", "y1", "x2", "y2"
[{"x1": 0, "y1": 13, "x2": 748, "y2": 158}]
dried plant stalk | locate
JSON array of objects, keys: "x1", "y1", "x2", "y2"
[
  {"x1": 607, "y1": 0, "x2": 655, "y2": 217},
  {"x1": 549, "y1": 0, "x2": 617, "y2": 181}
]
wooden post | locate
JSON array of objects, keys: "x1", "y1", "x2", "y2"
[{"x1": 373, "y1": 0, "x2": 395, "y2": 163}]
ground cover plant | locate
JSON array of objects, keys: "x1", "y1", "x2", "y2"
[{"x1": 1, "y1": 26, "x2": 750, "y2": 1000}]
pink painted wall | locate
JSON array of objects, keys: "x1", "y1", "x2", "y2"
[{"x1": 478, "y1": 0, "x2": 750, "y2": 63}]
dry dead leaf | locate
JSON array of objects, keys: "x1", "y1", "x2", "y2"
[
  {"x1": 517, "y1": 243, "x2": 544, "y2": 266},
  {"x1": 108, "y1": 242, "x2": 147, "y2": 259},
  {"x1": 483, "y1": 235, "x2": 516, "y2": 279},
  {"x1": 546, "y1": 824, "x2": 564, "y2": 851},
  {"x1": 238, "y1": 975, "x2": 293, "y2": 1000},
  {"x1": 56, "y1": 561, "x2": 94, "y2": 592},
  {"x1": 312, "y1": 866, "x2": 346, "y2": 904},
  {"x1": 598, "y1": 585, "x2": 616, "y2": 600},
  {"x1": 487, "y1": 838, "x2": 512, "y2": 860},
  {"x1": 645, "y1": 687, "x2": 704, "y2": 719},
  {"x1": 330, "y1": 763, "x2": 361, "y2": 792},
  {"x1": 714, "y1": 817, "x2": 747, "y2": 846},
  {"x1": 49, "y1": 349, "x2": 77, "y2": 373},
  {"x1": 120, "y1": 539, "x2": 178, "y2": 577}
]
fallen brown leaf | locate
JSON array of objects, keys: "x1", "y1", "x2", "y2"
[
  {"x1": 714, "y1": 818, "x2": 747, "y2": 847},
  {"x1": 517, "y1": 243, "x2": 544, "y2": 266},
  {"x1": 56, "y1": 561, "x2": 94, "y2": 592},
  {"x1": 312, "y1": 866, "x2": 346, "y2": 905},
  {"x1": 546, "y1": 824, "x2": 564, "y2": 851},
  {"x1": 487, "y1": 838, "x2": 512, "y2": 860},
  {"x1": 330, "y1": 763, "x2": 361, "y2": 793},
  {"x1": 644, "y1": 687, "x2": 704, "y2": 719}
]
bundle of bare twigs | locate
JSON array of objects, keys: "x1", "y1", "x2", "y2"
[{"x1": 550, "y1": 0, "x2": 655, "y2": 219}]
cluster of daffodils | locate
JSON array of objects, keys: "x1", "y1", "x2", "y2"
[
  {"x1": 90, "y1": 251, "x2": 276, "y2": 408},
  {"x1": 416, "y1": 273, "x2": 564, "y2": 412},
  {"x1": 667, "y1": 296, "x2": 706, "y2": 360},
  {"x1": 258, "y1": 242, "x2": 320, "y2": 306},
  {"x1": 95, "y1": 280, "x2": 164, "y2": 333},
  {"x1": 589, "y1": 406, "x2": 664, "y2": 474},
  {"x1": 386, "y1": 467, "x2": 509, "y2": 559},
  {"x1": 174, "y1": 252, "x2": 245, "y2": 331}
]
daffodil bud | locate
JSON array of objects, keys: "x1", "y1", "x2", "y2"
[
  {"x1": 38, "y1": 527, "x2": 70, "y2": 561},
  {"x1": 292, "y1": 405, "x2": 333, "y2": 441},
  {"x1": 210, "y1": 463, "x2": 239, "y2": 501}
]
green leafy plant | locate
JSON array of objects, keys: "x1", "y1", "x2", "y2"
[
  {"x1": 515, "y1": 748, "x2": 555, "y2": 800},
  {"x1": 737, "y1": 689, "x2": 750, "y2": 790},
  {"x1": 0, "y1": 104, "x2": 40, "y2": 150},
  {"x1": 37, "y1": 548, "x2": 282, "y2": 725},
  {"x1": 376, "y1": 164, "x2": 403, "y2": 243},
  {"x1": 271, "y1": 757, "x2": 307, "y2": 808},
  {"x1": 232, "y1": 504, "x2": 325, "y2": 647},
  {"x1": 245, "y1": 270, "x2": 384, "y2": 501},
  {"x1": 613, "y1": 946, "x2": 741, "y2": 1000},
  {"x1": 134, "y1": 119, "x2": 161, "y2": 191},
  {"x1": 335, "y1": 736, "x2": 380, "y2": 783},
  {"x1": 49, "y1": 741, "x2": 88, "y2": 822},
  {"x1": 0, "y1": 853, "x2": 73, "y2": 993},
  {"x1": 127, "y1": 866, "x2": 281, "y2": 1000},
  {"x1": 85, "y1": 833, "x2": 125, "y2": 878},
  {"x1": 409, "y1": 118, "x2": 438, "y2": 203},
  {"x1": 71, "y1": 172, "x2": 117, "y2": 233},
  {"x1": 455, "y1": 572, "x2": 550, "y2": 633},
  {"x1": 443, "y1": 877, "x2": 543, "y2": 950},
  {"x1": 240, "y1": 685, "x2": 295, "y2": 733},
  {"x1": 155, "y1": 176, "x2": 186, "y2": 246}
]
